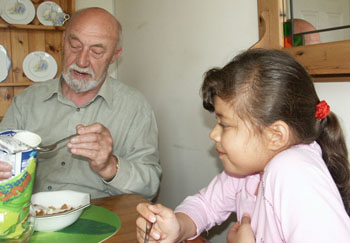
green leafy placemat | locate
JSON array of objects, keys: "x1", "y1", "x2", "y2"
[{"x1": 29, "y1": 205, "x2": 121, "y2": 243}]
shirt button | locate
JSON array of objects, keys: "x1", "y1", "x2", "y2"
[
  {"x1": 48, "y1": 186, "x2": 52, "y2": 190},
  {"x1": 76, "y1": 108, "x2": 80, "y2": 112},
  {"x1": 61, "y1": 161, "x2": 66, "y2": 166}
]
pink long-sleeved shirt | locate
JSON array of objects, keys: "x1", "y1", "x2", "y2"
[{"x1": 175, "y1": 142, "x2": 350, "y2": 242}]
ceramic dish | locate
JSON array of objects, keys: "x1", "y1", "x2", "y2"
[
  {"x1": 36, "y1": 1, "x2": 63, "y2": 26},
  {"x1": 22, "y1": 51, "x2": 57, "y2": 82},
  {"x1": 0, "y1": 45, "x2": 11, "y2": 82},
  {"x1": 0, "y1": 0, "x2": 35, "y2": 25},
  {"x1": 31, "y1": 190, "x2": 90, "y2": 232}
]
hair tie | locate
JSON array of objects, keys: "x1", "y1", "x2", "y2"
[{"x1": 315, "y1": 100, "x2": 330, "y2": 120}]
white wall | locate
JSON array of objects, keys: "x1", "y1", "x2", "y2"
[
  {"x1": 315, "y1": 82, "x2": 350, "y2": 139},
  {"x1": 77, "y1": 1, "x2": 350, "y2": 242},
  {"x1": 114, "y1": 1, "x2": 258, "y2": 242},
  {"x1": 75, "y1": 0, "x2": 114, "y2": 14}
]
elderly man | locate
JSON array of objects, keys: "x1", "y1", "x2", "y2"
[{"x1": 0, "y1": 8, "x2": 161, "y2": 200}]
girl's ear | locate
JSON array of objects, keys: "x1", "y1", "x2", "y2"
[{"x1": 265, "y1": 120, "x2": 291, "y2": 151}]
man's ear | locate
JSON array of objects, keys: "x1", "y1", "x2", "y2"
[
  {"x1": 110, "y1": 48, "x2": 122, "y2": 64},
  {"x1": 265, "y1": 120, "x2": 290, "y2": 151}
]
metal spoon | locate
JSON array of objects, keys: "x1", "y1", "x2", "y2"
[
  {"x1": 34, "y1": 133, "x2": 78, "y2": 152},
  {"x1": 143, "y1": 221, "x2": 154, "y2": 243}
]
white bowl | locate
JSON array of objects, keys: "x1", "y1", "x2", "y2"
[{"x1": 31, "y1": 190, "x2": 90, "y2": 232}]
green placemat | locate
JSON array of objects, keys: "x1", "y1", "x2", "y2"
[{"x1": 29, "y1": 205, "x2": 121, "y2": 243}]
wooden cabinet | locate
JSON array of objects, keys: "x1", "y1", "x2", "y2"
[
  {"x1": 251, "y1": 0, "x2": 350, "y2": 82},
  {"x1": 0, "y1": 0, "x2": 75, "y2": 118}
]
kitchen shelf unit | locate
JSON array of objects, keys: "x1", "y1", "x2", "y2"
[{"x1": 0, "y1": 0, "x2": 75, "y2": 118}]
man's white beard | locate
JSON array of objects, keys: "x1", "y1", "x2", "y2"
[{"x1": 62, "y1": 64, "x2": 106, "y2": 93}]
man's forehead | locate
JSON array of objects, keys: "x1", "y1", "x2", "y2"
[{"x1": 66, "y1": 30, "x2": 114, "y2": 47}]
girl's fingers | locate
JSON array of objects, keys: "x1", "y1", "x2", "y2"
[
  {"x1": 136, "y1": 203, "x2": 156, "y2": 222},
  {"x1": 229, "y1": 222, "x2": 241, "y2": 232},
  {"x1": 241, "y1": 214, "x2": 251, "y2": 224}
]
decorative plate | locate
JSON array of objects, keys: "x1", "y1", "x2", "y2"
[
  {"x1": 0, "y1": 0, "x2": 35, "y2": 25},
  {"x1": 0, "y1": 45, "x2": 11, "y2": 82},
  {"x1": 37, "y1": 1, "x2": 64, "y2": 26},
  {"x1": 23, "y1": 51, "x2": 57, "y2": 82}
]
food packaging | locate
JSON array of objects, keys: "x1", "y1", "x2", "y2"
[{"x1": 0, "y1": 130, "x2": 41, "y2": 240}]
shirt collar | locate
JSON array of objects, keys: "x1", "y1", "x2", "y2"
[
  {"x1": 97, "y1": 75, "x2": 114, "y2": 108},
  {"x1": 41, "y1": 75, "x2": 116, "y2": 108},
  {"x1": 41, "y1": 77, "x2": 61, "y2": 102}
]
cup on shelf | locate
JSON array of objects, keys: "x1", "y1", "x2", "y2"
[
  {"x1": 41, "y1": 3, "x2": 70, "y2": 26},
  {"x1": 50, "y1": 10, "x2": 70, "y2": 26}
]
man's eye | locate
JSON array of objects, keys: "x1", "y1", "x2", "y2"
[
  {"x1": 92, "y1": 50, "x2": 103, "y2": 55},
  {"x1": 70, "y1": 43, "x2": 81, "y2": 50},
  {"x1": 90, "y1": 48, "x2": 104, "y2": 58},
  {"x1": 69, "y1": 38, "x2": 82, "y2": 49}
]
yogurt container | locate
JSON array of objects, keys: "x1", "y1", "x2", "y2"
[
  {"x1": 0, "y1": 130, "x2": 41, "y2": 178},
  {"x1": 0, "y1": 130, "x2": 41, "y2": 240}
]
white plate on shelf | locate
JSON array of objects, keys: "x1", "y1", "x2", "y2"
[
  {"x1": 0, "y1": 0, "x2": 35, "y2": 25},
  {"x1": 0, "y1": 45, "x2": 11, "y2": 82},
  {"x1": 23, "y1": 51, "x2": 57, "y2": 82},
  {"x1": 36, "y1": 1, "x2": 63, "y2": 26}
]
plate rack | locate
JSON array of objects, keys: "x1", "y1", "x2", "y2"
[{"x1": 0, "y1": 0, "x2": 75, "y2": 119}]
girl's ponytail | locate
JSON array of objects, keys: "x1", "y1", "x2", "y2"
[{"x1": 316, "y1": 111, "x2": 350, "y2": 215}]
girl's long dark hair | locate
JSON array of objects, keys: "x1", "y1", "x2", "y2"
[{"x1": 201, "y1": 48, "x2": 350, "y2": 215}]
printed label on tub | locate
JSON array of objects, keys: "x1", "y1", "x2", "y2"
[{"x1": 0, "y1": 130, "x2": 38, "y2": 178}]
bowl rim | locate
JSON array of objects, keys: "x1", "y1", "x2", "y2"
[{"x1": 33, "y1": 203, "x2": 91, "y2": 219}]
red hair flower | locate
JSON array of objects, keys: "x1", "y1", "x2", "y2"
[{"x1": 315, "y1": 100, "x2": 330, "y2": 120}]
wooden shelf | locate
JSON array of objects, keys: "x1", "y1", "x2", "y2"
[
  {"x1": 0, "y1": 82, "x2": 35, "y2": 87},
  {"x1": 0, "y1": 23, "x2": 65, "y2": 31},
  {"x1": 251, "y1": 0, "x2": 350, "y2": 80}
]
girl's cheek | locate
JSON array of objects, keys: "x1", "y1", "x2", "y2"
[{"x1": 221, "y1": 135, "x2": 231, "y2": 150}]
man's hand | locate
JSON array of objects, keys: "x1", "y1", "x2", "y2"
[
  {"x1": 67, "y1": 123, "x2": 118, "y2": 180},
  {"x1": 227, "y1": 214, "x2": 255, "y2": 243},
  {"x1": 0, "y1": 161, "x2": 12, "y2": 181}
]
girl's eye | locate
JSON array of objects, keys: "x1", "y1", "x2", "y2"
[{"x1": 219, "y1": 122, "x2": 228, "y2": 129}]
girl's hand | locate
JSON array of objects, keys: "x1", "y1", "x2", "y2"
[
  {"x1": 227, "y1": 214, "x2": 255, "y2": 243},
  {"x1": 136, "y1": 202, "x2": 182, "y2": 242}
]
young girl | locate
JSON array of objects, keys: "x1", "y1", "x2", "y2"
[{"x1": 136, "y1": 49, "x2": 350, "y2": 243}]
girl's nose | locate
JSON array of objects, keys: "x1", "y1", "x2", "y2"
[{"x1": 209, "y1": 123, "x2": 221, "y2": 142}]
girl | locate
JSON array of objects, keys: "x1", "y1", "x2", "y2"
[{"x1": 136, "y1": 49, "x2": 350, "y2": 243}]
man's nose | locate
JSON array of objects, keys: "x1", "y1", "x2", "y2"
[{"x1": 76, "y1": 49, "x2": 90, "y2": 68}]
